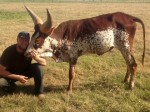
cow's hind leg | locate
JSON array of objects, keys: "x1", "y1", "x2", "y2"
[
  {"x1": 67, "y1": 58, "x2": 77, "y2": 93},
  {"x1": 124, "y1": 66, "x2": 130, "y2": 84},
  {"x1": 119, "y1": 49, "x2": 137, "y2": 89},
  {"x1": 115, "y1": 31, "x2": 137, "y2": 89},
  {"x1": 124, "y1": 26, "x2": 136, "y2": 84},
  {"x1": 122, "y1": 53, "x2": 137, "y2": 89},
  {"x1": 129, "y1": 55, "x2": 137, "y2": 89}
]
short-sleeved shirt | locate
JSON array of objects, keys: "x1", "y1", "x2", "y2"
[{"x1": 0, "y1": 44, "x2": 32, "y2": 74}]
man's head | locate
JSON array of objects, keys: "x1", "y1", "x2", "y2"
[{"x1": 17, "y1": 31, "x2": 30, "y2": 52}]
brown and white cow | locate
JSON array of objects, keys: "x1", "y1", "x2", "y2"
[{"x1": 25, "y1": 6, "x2": 145, "y2": 93}]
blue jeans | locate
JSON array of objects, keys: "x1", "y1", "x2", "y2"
[
  {"x1": 25, "y1": 63, "x2": 44, "y2": 95},
  {"x1": 4, "y1": 63, "x2": 44, "y2": 95}
]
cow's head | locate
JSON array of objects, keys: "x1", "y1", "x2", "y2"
[{"x1": 24, "y1": 6, "x2": 55, "y2": 57}]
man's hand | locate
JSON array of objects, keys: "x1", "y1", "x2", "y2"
[
  {"x1": 17, "y1": 75, "x2": 28, "y2": 83},
  {"x1": 29, "y1": 49, "x2": 39, "y2": 59},
  {"x1": 7, "y1": 74, "x2": 28, "y2": 84},
  {"x1": 29, "y1": 49, "x2": 47, "y2": 66}
]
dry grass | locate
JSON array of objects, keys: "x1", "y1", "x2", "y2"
[{"x1": 0, "y1": 2, "x2": 150, "y2": 112}]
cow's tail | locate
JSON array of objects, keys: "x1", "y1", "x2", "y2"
[{"x1": 133, "y1": 17, "x2": 145, "y2": 65}]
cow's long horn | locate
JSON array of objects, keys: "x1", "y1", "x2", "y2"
[
  {"x1": 40, "y1": 9, "x2": 53, "y2": 32},
  {"x1": 25, "y1": 6, "x2": 43, "y2": 25}
]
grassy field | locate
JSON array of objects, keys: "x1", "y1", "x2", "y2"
[{"x1": 0, "y1": 2, "x2": 150, "y2": 112}]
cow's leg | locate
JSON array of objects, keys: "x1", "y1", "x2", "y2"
[
  {"x1": 124, "y1": 27, "x2": 136, "y2": 85},
  {"x1": 119, "y1": 50, "x2": 137, "y2": 89},
  {"x1": 115, "y1": 31, "x2": 137, "y2": 89},
  {"x1": 128, "y1": 55, "x2": 137, "y2": 89},
  {"x1": 67, "y1": 58, "x2": 77, "y2": 93},
  {"x1": 124, "y1": 66, "x2": 130, "y2": 84}
]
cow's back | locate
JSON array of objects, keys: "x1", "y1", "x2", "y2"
[{"x1": 51, "y1": 12, "x2": 136, "y2": 42}]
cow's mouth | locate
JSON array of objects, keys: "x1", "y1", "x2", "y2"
[{"x1": 24, "y1": 52, "x2": 32, "y2": 58}]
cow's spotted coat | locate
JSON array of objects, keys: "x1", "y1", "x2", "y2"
[
  {"x1": 42, "y1": 28, "x2": 130, "y2": 65},
  {"x1": 37, "y1": 27, "x2": 135, "y2": 89}
]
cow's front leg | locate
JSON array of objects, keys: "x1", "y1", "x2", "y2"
[{"x1": 67, "y1": 58, "x2": 77, "y2": 93}]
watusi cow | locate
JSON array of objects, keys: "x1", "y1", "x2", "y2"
[{"x1": 24, "y1": 6, "x2": 145, "y2": 93}]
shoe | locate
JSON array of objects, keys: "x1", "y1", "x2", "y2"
[
  {"x1": 1, "y1": 79, "x2": 16, "y2": 94},
  {"x1": 0, "y1": 78, "x2": 8, "y2": 86},
  {"x1": 2, "y1": 85, "x2": 16, "y2": 93},
  {"x1": 37, "y1": 93, "x2": 45, "y2": 100}
]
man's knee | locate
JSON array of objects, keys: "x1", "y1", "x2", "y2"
[{"x1": 30, "y1": 63, "x2": 44, "y2": 75}]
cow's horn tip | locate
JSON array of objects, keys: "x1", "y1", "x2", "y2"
[{"x1": 24, "y1": 5, "x2": 27, "y2": 8}]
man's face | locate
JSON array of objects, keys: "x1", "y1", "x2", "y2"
[{"x1": 17, "y1": 37, "x2": 30, "y2": 51}]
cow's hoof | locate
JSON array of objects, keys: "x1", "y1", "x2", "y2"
[
  {"x1": 128, "y1": 83, "x2": 134, "y2": 90},
  {"x1": 67, "y1": 88, "x2": 73, "y2": 94},
  {"x1": 124, "y1": 78, "x2": 130, "y2": 84}
]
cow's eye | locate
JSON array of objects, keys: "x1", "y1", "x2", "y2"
[{"x1": 34, "y1": 43, "x2": 40, "y2": 49}]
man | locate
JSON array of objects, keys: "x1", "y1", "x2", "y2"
[{"x1": 0, "y1": 31, "x2": 46, "y2": 98}]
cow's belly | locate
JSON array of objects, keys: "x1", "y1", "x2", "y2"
[
  {"x1": 91, "y1": 30, "x2": 114, "y2": 54},
  {"x1": 79, "y1": 29, "x2": 115, "y2": 55},
  {"x1": 55, "y1": 29, "x2": 115, "y2": 62}
]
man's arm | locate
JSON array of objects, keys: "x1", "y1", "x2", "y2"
[
  {"x1": 0, "y1": 64, "x2": 28, "y2": 83},
  {"x1": 29, "y1": 50, "x2": 47, "y2": 66}
]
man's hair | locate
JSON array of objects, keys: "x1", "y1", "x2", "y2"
[{"x1": 17, "y1": 31, "x2": 30, "y2": 40}]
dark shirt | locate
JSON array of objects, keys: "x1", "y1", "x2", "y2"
[{"x1": 0, "y1": 44, "x2": 32, "y2": 74}]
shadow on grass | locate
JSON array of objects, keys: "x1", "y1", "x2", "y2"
[
  {"x1": 0, "y1": 84, "x2": 68, "y2": 97},
  {"x1": 46, "y1": 78, "x2": 130, "y2": 93},
  {"x1": 0, "y1": 77, "x2": 130, "y2": 97}
]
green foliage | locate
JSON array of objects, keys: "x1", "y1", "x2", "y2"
[{"x1": 0, "y1": 11, "x2": 27, "y2": 20}]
